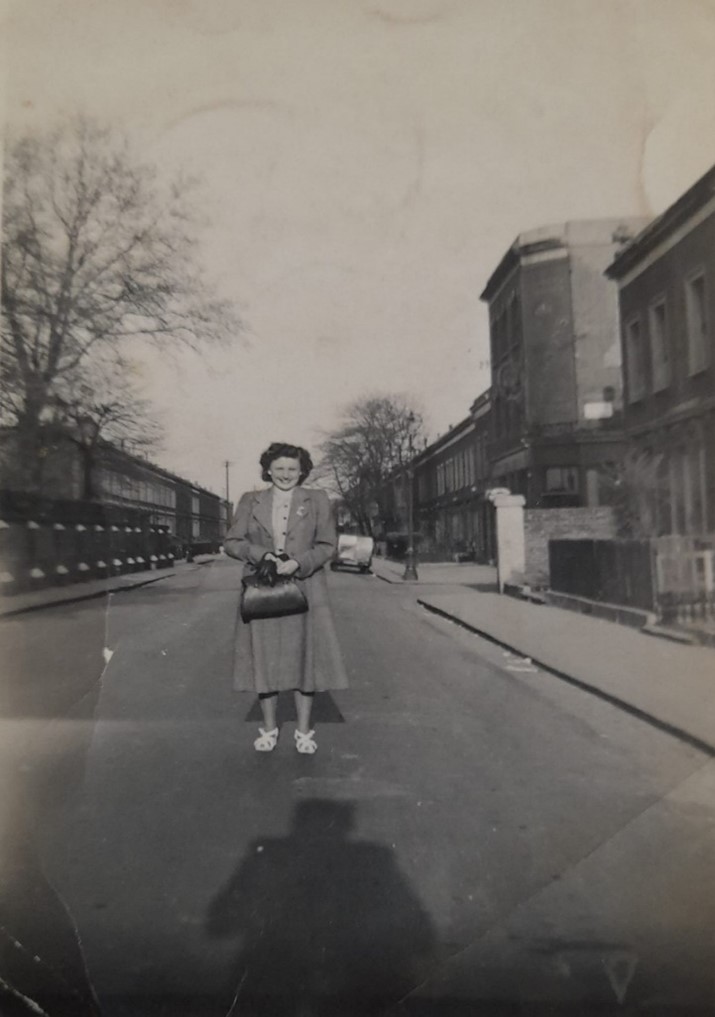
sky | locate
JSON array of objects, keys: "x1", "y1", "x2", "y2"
[{"x1": 3, "y1": 0, "x2": 715, "y2": 499}]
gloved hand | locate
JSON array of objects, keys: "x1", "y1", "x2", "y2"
[
  {"x1": 256, "y1": 555, "x2": 278, "y2": 586},
  {"x1": 276, "y1": 558, "x2": 299, "y2": 576}
]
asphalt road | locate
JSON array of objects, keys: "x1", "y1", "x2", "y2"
[{"x1": 1, "y1": 559, "x2": 713, "y2": 1016}]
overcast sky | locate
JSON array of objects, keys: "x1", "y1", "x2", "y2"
[{"x1": 4, "y1": 0, "x2": 715, "y2": 498}]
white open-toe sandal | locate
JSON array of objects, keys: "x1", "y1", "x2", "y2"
[
  {"x1": 254, "y1": 727, "x2": 279, "y2": 752},
  {"x1": 294, "y1": 729, "x2": 317, "y2": 754}
]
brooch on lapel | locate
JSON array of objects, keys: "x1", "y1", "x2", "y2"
[{"x1": 296, "y1": 505, "x2": 308, "y2": 518}]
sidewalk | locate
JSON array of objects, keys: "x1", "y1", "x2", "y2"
[
  {"x1": 371, "y1": 556, "x2": 498, "y2": 588},
  {"x1": 372, "y1": 558, "x2": 715, "y2": 753},
  {"x1": 0, "y1": 556, "x2": 217, "y2": 618}
]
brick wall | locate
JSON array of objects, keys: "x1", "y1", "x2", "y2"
[{"x1": 524, "y1": 506, "x2": 616, "y2": 587}]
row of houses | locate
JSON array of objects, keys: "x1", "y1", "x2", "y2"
[
  {"x1": 0, "y1": 430, "x2": 230, "y2": 550},
  {"x1": 95, "y1": 444, "x2": 230, "y2": 549},
  {"x1": 376, "y1": 164, "x2": 715, "y2": 566}
]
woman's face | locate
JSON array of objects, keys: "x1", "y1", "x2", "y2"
[{"x1": 268, "y1": 456, "x2": 301, "y2": 491}]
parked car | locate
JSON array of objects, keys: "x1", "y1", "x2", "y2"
[{"x1": 331, "y1": 534, "x2": 374, "y2": 573}]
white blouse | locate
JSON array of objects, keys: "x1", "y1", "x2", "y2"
[{"x1": 271, "y1": 487, "x2": 294, "y2": 554}]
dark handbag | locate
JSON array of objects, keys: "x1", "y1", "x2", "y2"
[{"x1": 240, "y1": 559, "x2": 308, "y2": 622}]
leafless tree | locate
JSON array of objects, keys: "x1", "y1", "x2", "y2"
[
  {"x1": 1, "y1": 116, "x2": 240, "y2": 490},
  {"x1": 48, "y1": 356, "x2": 164, "y2": 499},
  {"x1": 317, "y1": 394, "x2": 425, "y2": 536}
]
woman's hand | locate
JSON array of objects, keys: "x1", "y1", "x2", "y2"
[{"x1": 275, "y1": 558, "x2": 299, "y2": 577}]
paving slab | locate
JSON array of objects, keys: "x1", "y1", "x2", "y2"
[{"x1": 417, "y1": 590, "x2": 715, "y2": 754}]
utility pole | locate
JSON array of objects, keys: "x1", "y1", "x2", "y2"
[
  {"x1": 402, "y1": 414, "x2": 419, "y2": 581},
  {"x1": 222, "y1": 460, "x2": 234, "y2": 539}
]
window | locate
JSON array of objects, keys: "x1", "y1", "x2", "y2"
[
  {"x1": 481, "y1": 436, "x2": 488, "y2": 479},
  {"x1": 545, "y1": 467, "x2": 578, "y2": 493},
  {"x1": 437, "y1": 463, "x2": 446, "y2": 496},
  {"x1": 625, "y1": 315, "x2": 646, "y2": 402},
  {"x1": 669, "y1": 448, "x2": 687, "y2": 535},
  {"x1": 492, "y1": 310, "x2": 506, "y2": 364},
  {"x1": 507, "y1": 293, "x2": 521, "y2": 354},
  {"x1": 687, "y1": 442, "x2": 707, "y2": 534},
  {"x1": 648, "y1": 298, "x2": 671, "y2": 392},
  {"x1": 191, "y1": 494, "x2": 200, "y2": 515},
  {"x1": 685, "y1": 272, "x2": 710, "y2": 375}
]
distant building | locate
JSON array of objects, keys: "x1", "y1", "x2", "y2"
[
  {"x1": 481, "y1": 218, "x2": 647, "y2": 508},
  {"x1": 411, "y1": 391, "x2": 493, "y2": 561},
  {"x1": 413, "y1": 416, "x2": 477, "y2": 558},
  {"x1": 606, "y1": 165, "x2": 715, "y2": 535},
  {"x1": 469, "y1": 388, "x2": 496, "y2": 561},
  {"x1": 98, "y1": 445, "x2": 228, "y2": 545},
  {"x1": 0, "y1": 428, "x2": 229, "y2": 545}
]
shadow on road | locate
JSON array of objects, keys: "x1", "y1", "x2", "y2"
[
  {"x1": 0, "y1": 601, "x2": 107, "y2": 1016},
  {"x1": 0, "y1": 685, "x2": 102, "y2": 1016},
  {"x1": 206, "y1": 798, "x2": 436, "y2": 1016}
]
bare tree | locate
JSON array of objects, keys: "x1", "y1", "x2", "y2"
[
  {"x1": 317, "y1": 394, "x2": 425, "y2": 536},
  {"x1": 1, "y1": 117, "x2": 240, "y2": 489},
  {"x1": 48, "y1": 355, "x2": 163, "y2": 499}
]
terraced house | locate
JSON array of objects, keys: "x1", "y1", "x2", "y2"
[
  {"x1": 481, "y1": 218, "x2": 647, "y2": 509},
  {"x1": 606, "y1": 164, "x2": 715, "y2": 538}
]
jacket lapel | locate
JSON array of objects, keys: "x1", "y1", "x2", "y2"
[
  {"x1": 252, "y1": 487, "x2": 274, "y2": 540},
  {"x1": 286, "y1": 488, "x2": 309, "y2": 539}
]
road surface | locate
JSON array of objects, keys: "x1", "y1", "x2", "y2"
[{"x1": 1, "y1": 558, "x2": 713, "y2": 1015}]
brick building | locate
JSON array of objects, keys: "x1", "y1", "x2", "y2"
[
  {"x1": 481, "y1": 219, "x2": 646, "y2": 508},
  {"x1": 0, "y1": 428, "x2": 229, "y2": 546},
  {"x1": 99, "y1": 447, "x2": 227, "y2": 546},
  {"x1": 413, "y1": 416, "x2": 477, "y2": 559},
  {"x1": 469, "y1": 388, "x2": 496, "y2": 561},
  {"x1": 606, "y1": 165, "x2": 715, "y2": 536},
  {"x1": 409, "y1": 391, "x2": 494, "y2": 561}
]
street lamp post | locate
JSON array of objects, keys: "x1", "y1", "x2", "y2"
[{"x1": 403, "y1": 422, "x2": 419, "y2": 582}]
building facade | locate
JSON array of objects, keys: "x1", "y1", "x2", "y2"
[
  {"x1": 409, "y1": 393, "x2": 494, "y2": 561},
  {"x1": 469, "y1": 388, "x2": 496, "y2": 561},
  {"x1": 606, "y1": 165, "x2": 715, "y2": 536},
  {"x1": 98, "y1": 446, "x2": 227, "y2": 546},
  {"x1": 481, "y1": 219, "x2": 646, "y2": 508},
  {"x1": 0, "y1": 428, "x2": 229, "y2": 546},
  {"x1": 413, "y1": 417, "x2": 477, "y2": 558}
]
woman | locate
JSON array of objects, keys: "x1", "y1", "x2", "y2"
[{"x1": 224, "y1": 442, "x2": 348, "y2": 754}]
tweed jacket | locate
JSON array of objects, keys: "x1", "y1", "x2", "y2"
[{"x1": 224, "y1": 486, "x2": 336, "y2": 579}]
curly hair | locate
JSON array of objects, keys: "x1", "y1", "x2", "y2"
[{"x1": 259, "y1": 442, "x2": 314, "y2": 484}]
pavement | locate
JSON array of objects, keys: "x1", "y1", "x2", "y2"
[
  {"x1": 371, "y1": 557, "x2": 715, "y2": 755},
  {"x1": 0, "y1": 556, "x2": 218, "y2": 617}
]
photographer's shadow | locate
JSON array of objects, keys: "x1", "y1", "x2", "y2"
[{"x1": 207, "y1": 799, "x2": 436, "y2": 1016}]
